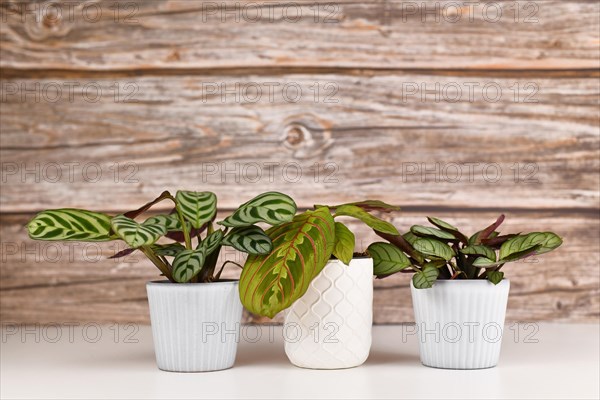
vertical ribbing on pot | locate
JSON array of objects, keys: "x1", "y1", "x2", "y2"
[
  {"x1": 410, "y1": 280, "x2": 510, "y2": 370},
  {"x1": 146, "y1": 281, "x2": 243, "y2": 372}
]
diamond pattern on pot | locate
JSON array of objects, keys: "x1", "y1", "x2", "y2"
[{"x1": 284, "y1": 258, "x2": 373, "y2": 369}]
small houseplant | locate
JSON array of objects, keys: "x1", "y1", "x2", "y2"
[
  {"x1": 367, "y1": 214, "x2": 562, "y2": 369},
  {"x1": 27, "y1": 190, "x2": 296, "y2": 372},
  {"x1": 239, "y1": 200, "x2": 399, "y2": 369}
]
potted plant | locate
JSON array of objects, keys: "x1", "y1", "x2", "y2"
[
  {"x1": 27, "y1": 190, "x2": 296, "y2": 372},
  {"x1": 239, "y1": 200, "x2": 399, "y2": 369},
  {"x1": 367, "y1": 214, "x2": 562, "y2": 369}
]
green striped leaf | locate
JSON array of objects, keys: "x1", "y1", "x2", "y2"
[
  {"x1": 332, "y1": 222, "x2": 355, "y2": 265},
  {"x1": 403, "y1": 231, "x2": 419, "y2": 246},
  {"x1": 219, "y1": 192, "x2": 297, "y2": 228},
  {"x1": 111, "y1": 215, "x2": 167, "y2": 248},
  {"x1": 27, "y1": 209, "x2": 114, "y2": 242},
  {"x1": 144, "y1": 214, "x2": 187, "y2": 231},
  {"x1": 460, "y1": 244, "x2": 496, "y2": 261},
  {"x1": 222, "y1": 225, "x2": 272, "y2": 255},
  {"x1": 411, "y1": 225, "x2": 456, "y2": 241},
  {"x1": 334, "y1": 204, "x2": 399, "y2": 235},
  {"x1": 198, "y1": 229, "x2": 224, "y2": 256},
  {"x1": 172, "y1": 249, "x2": 205, "y2": 283},
  {"x1": 472, "y1": 257, "x2": 504, "y2": 268},
  {"x1": 175, "y1": 191, "x2": 217, "y2": 229},
  {"x1": 413, "y1": 238, "x2": 455, "y2": 261},
  {"x1": 239, "y1": 207, "x2": 335, "y2": 318},
  {"x1": 412, "y1": 265, "x2": 439, "y2": 289},
  {"x1": 151, "y1": 243, "x2": 186, "y2": 257},
  {"x1": 368, "y1": 242, "x2": 411, "y2": 277},
  {"x1": 426, "y1": 216, "x2": 469, "y2": 243}
]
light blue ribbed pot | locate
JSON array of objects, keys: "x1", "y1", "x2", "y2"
[
  {"x1": 146, "y1": 280, "x2": 243, "y2": 372},
  {"x1": 411, "y1": 279, "x2": 510, "y2": 369}
]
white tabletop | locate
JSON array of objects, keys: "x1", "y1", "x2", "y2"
[{"x1": 1, "y1": 323, "x2": 598, "y2": 399}]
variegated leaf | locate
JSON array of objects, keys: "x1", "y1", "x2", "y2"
[
  {"x1": 460, "y1": 244, "x2": 496, "y2": 261},
  {"x1": 151, "y1": 243, "x2": 186, "y2": 257},
  {"x1": 198, "y1": 229, "x2": 224, "y2": 256},
  {"x1": 239, "y1": 207, "x2": 335, "y2": 318},
  {"x1": 222, "y1": 225, "x2": 272, "y2": 255},
  {"x1": 111, "y1": 215, "x2": 166, "y2": 248},
  {"x1": 412, "y1": 265, "x2": 439, "y2": 289},
  {"x1": 172, "y1": 249, "x2": 205, "y2": 283},
  {"x1": 175, "y1": 191, "x2": 217, "y2": 229},
  {"x1": 219, "y1": 192, "x2": 297, "y2": 228},
  {"x1": 27, "y1": 209, "x2": 114, "y2": 242},
  {"x1": 411, "y1": 225, "x2": 456, "y2": 241},
  {"x1": 413, "y1": 238, "x2": 455, "y2": 261}
]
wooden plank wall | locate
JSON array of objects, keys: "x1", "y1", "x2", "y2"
[{"x1": 1, "y1": 0, "x2": 598, "y2": 324}]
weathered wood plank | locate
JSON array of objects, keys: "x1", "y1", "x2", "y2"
[
  {"x1": 2, "y1": 211, "x2": 597, "y2": 323},
  {"x1": 1, "y1": 73, "x2": 598, "y2": 211},
  {"x1": 1, "y1": 1, "x2": 598, "y2": 70}
]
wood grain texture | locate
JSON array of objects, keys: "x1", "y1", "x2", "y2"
[
  {"x1": 1, "y1": 1, "x2": 598, "y2": 70},
  {"x1": 1, "y1": 211, "x2": 598, "y2": 324},
  {"x1": 1, "y1": 73, "x2": 598, "y2": 211}
]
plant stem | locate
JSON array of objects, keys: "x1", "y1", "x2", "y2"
[
  {"x1": 166, "y1": 194, "x2": 192, "y2": 250},
  {"x1": 140, "y1": 245, "x2": 173, "y2": 281}
]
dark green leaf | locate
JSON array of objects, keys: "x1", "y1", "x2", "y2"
[
  {"x1": 412, "y1": 265, "x2": 439, "y2": 289},
  {"x1": 411, "y1": 225, "x2": 456, "y2": 241},
  {"x1": 176, "y1": 191, "x2": 217, "y2": 229},
  {"x1": 413, "y1": 238, "x2": 454, "y2": 261},
  {"x1": 198, "y1": 229, "x2": 224, "y2": 256},
  {"x1": 460, "y1": 244, "x2": 496, "y2": 261},
  {"x1": 368, "y1": 242, "x2": 411, "y2": 277},
  {"x1": 487, "y1": 271, "x2": 504, "y2": 285}
]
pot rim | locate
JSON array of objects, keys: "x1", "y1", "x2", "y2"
[
  {"x1": 411, "y1": 279, "x2": 509, "y2": 287},
  {"x1": 147, "y1": 279, "x2": 239, "y2": 286}
]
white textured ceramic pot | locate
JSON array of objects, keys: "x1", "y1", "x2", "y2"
[
  {"x1": 411, "y1": 279, "x2": 510, "y2": 369},
  {"x1": 284, "y1": 258, "x2": 373, "y2": 369},
  {"x1": 146, "y1": 280, "x2": 243, "y2": 372}
]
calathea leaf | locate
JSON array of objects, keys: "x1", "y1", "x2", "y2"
[
  {"x1": 222, "y1": 225, "x2": 272, "y2": 255},
  {"x1": 410, "y1": 225, "x2": 456, "y2": 241},
  {"x1": 239, "y1": 207, "x2": 335, "y2": 318},
  {"x1": 198, "y1": 229, "x2": 224, "y2": 256},
  {"x1": 487, "y1": 271, "x2": 504, "y2": 285},
  {"x1": 334, "y1": 204, "x2": 399, "y2": 235},
  {"x1": 172, "y1": 249, "x2": 205, "y2": 283},
  {"x1": 111, "y1": 215, "x2": 167, "y2": 248},
  {"x1": 460, "y1": 244, "x2": 496, "y2": 261},
  {"x1": 220, "y1": 192, "x2": 297, "y2": 228},
  {"x1": 403, "y1": 231, "x2": 419, "y2": 246},
  {"x1": 427, "y1": 216, "x2": 469, "y2": 243},
  {"x1": 27, "y1": 209, "x2": 115, "y2": 242},
  {"x1": 151, "y1": 242, "x2": 186, "y2": 257},
  {"x1": 175, "y1": 191, "x2": 217, "y2": 229},
  {"x1": 412, "y1": 265, "x2": 439, "y2": 289},
  {"x1": 368, "y1": 242, "x2": 411, "y2": 277},
  {"x1": 375, "y1": 230, "x2": 424, "y2": 264},
  {"x1": 318, "y1": 200, "x2": 400, "y2": 213},
  {"x1": 332, "y1": 222, "x2": 355, "y2": 265},
  {"x1": 499, "y1": 232, "x2": 561, "y2": 260},
  {"x1": 412, "y1": 238, "x2": 455, "y2": 261},
  {"x1": 472, "y1": 257, "x2": 504, "y2": 268},
  {"x1": 144, "y1": 214, "x2": 187, "y2": 231},
  {"x1": 481, "y1": 233, "x2": 519, "y2": 248},
  {"x1": 471, "y1": 215, "x2": 505, "y2": 244},
  {"x1": 469, "y1": 230, "x2": 499, "y2": 245}
]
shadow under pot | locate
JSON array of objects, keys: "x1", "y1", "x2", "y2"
[
  {"x1": 284, "y1": 257, "x2": 373, "y2": 369},
  {"x1": 146, "y1": 280, "x2": 243, "y2": 372},
  {"x1": 410, "y1": 279, "x2": 510, "y2": 369}
]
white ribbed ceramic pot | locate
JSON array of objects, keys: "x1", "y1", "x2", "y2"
[
  {"x1": 146, "y1": 280, "x2": 243, "y2": 372},
  {"x1": 411, "y1": 279, "x2": 510, "y2": 369},
  {"x1": 284, "y1": 258, "x2": 373, "y2": 369}
]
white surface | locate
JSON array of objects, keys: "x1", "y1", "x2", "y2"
[
  {"x1": 285, "y1": 258, "x2": 373, "y2": 369},
  {"x1": 1, "y1": 323, "x2": 599, "y2": 399},
  {"x1": 411, "y1": 279, "x2": 510, "y2": 369},
  {"x1": 146, "y1": 280, "x2": 242, "y2": 372}
]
